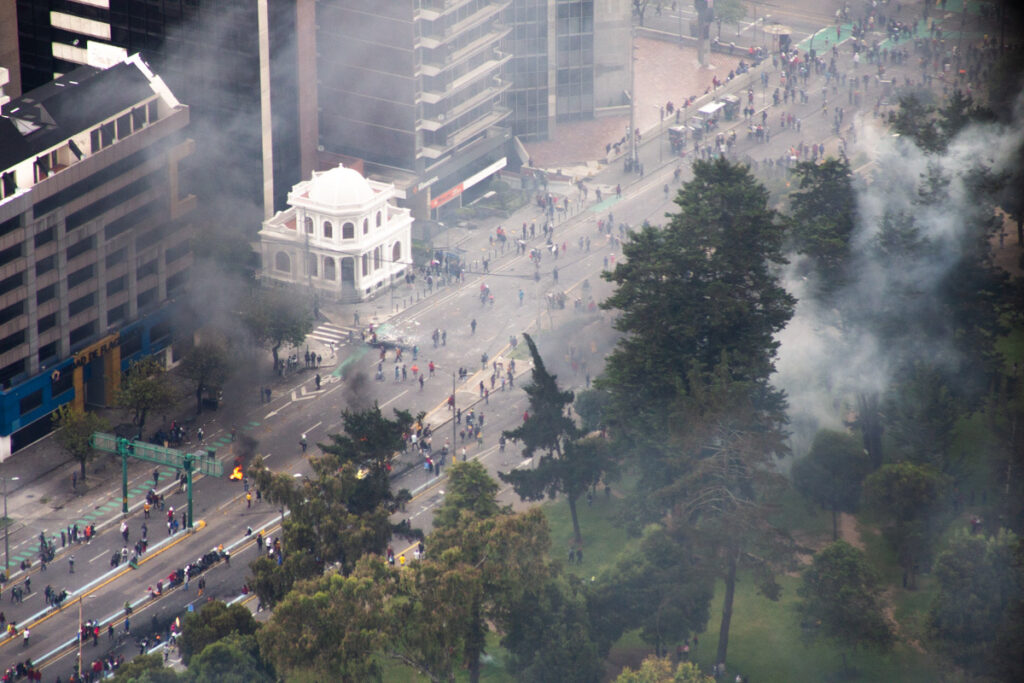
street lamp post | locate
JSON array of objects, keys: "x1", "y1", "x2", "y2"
[
  {"x1": 451, "y1": 372, "x2": 457, "y2": 457},
  {"x1": 628, "y1": 26, "x2": 639, "y2": 172},
  {"x1": 3, "y1": 475, "x2": 19, "y2": 574},
  {"x1": 657, "y1": 105, "x2": 665, "y2": 163}
]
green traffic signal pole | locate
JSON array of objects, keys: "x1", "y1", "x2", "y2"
[
  {"x1": 115, "y1": 436, "x2": 196, "y2": 528},
  {"x1": 183, "y1": 452, "x2": 194, "y2": 529},
  {"x1": 117, "y1": 437, "x2": 131, "y2": 514}
]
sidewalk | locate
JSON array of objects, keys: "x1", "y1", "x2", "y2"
[
  {"x1": 0, "y1": 0, "x2": 959, "y2": 593},
  {"x1": 0, "y1": 342, "x2": 317, "y2": 585}
]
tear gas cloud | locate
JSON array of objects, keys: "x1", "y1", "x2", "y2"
[{"x1": 774, "y1": 95, "x2": 1024, "y2": 458}]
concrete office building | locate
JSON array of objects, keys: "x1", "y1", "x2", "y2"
[
  {"x1": 309, "y1": 0, "x2": 514, "y2": 219},
  {"x1": 0, "y1": 54, "x2": 193, "y2": 458},
  {"x1": 259, "y1": 165, "x2": 413, "y2": 303},
  {"x1": 9, "y1": 0, "x2": 300, "y2": 221},
  {"x1": 505, "y1": 0, "x2": 631, "y2": 142}
]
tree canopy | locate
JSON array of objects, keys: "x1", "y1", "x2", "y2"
[
  {"x1": 615, "y1": 657, "x2": 714, "y2": 683},
  {"x1": 588, "y1": 524, "x2": 712, "y2": 657},
  {"x1": 600, "y1": 158, "x2": 794, "y2": 413},
  {"x1": 798, "y1": 540, "x2": 894, "y2": 673},
  {"x1": 179, "y1": 342, "x2": 232, "y2": 415},
  {"x1": 500, "y1": 333, "x2": 613, "y2": 545},
  {"x1": 178, "y1": 600, "x2": 260, "y2": 665},
  {"x1": 52, "y1": 405, "x2": 110, "y2": 481},
  {"x1": 114, "y1": 356, "x2": 176, "y2": 439},
  {"x1": 928, "y1": 529, "x2": 1024, "y2": 676},
  {"x1": 246, "y1": 405, "x2": 412, "y2": 605},
  {"x1": 792, "y1": 429, "x2": 873, "y2": 540},
  {"x1": 787, "y1": 157, "x2": 858, "y2": 296},
  {"x1": 863, "y1": 462, "x2": 949, "y2": 588},
  {"x1": 240, "y1": 288, "x2": 314, "y2": 369}
]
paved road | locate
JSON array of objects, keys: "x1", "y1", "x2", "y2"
[{"x1": 3, "y1": 0, "x2": 973, "y2": 674}]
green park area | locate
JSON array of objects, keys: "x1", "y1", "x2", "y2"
[{"x1": 110, "y1": 68, "x2": 1024, "y2": 683}]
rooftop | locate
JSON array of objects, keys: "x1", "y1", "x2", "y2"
[{"x1": 0, "y1": 60, "x2": 157, "y2": 170}]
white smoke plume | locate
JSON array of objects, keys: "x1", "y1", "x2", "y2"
[{"x1": 774, "y1": 100, "x2": 1024, "y2": 459}]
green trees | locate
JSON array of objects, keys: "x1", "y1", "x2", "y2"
[
  {"x1": 928, "y1": 529, "x2": 1024, "y2": 676},
  {"x1": 240, "y1": 288, "x2": 314, "y2": 370},
  {"x1": 432, "y1": 459, "x2": 506, "y2": 528},
  {"x1": 792, "y1": 429, "x2": 872, "y2": 540},
  {"x1": 114, "y1": 356, "x2": 176, "y2": 439},
  {"x1": 179, "y1": 342, "x2": 232, "y2": 415},
  {"x1": 257, "y1": 561, "x2": 388, "y2": 681},
  {"x1": 863, "y1": 462, "x2": 948, "y2": 589},
  {"x1": 667, "y1": 371, "x2": 796, "y2": 668},
  {"x1": 178, "y1": 600, "x2": 260, "y2": 665},
  {"x1": 258, "y1": 462, "x2": 559, "y2": 683},
  {"x1": 428, "y1": 462, "x2": 552, "y2": 683},
  {"x1": 501, "y1": 575, "x2": 603, "y2": 683},
  {"x1": 788, "y1": 157, "x2": 858, "y2": 295},
  {"x1": 501, "y1": 333, "x2": 577, "y2": 459},
  {"x1": 110, "y1": 654, "x2": 182, "y2": 682},
  {"x1": 588, "y1": 524, "x2": 712, "y2": 658},
  {"x1": 500, "y1": 333, "x2": 613, "y2": 545},
  {"x1": 615, "y1": 657, "x2": 714, "y2": 683},
  {"x1": 599, "y1": 158, "x2": 794, "y2": 506},
  {"x1": 247, "y1": 405, "x2": 409, "y2": 605},
  {"x1": 187, "y1": 634, "x2": 273, "y2": 683},
  {"x1": 317, "y1": 404, "x2": 418, "y2": 515},
  {"x1": 798, "y1": 541, "x2": 893, "y2": 674},
  {"x1": 601, "y1": 158, "x2": 794, "y2": 413},
  {"x1": 595, "y1": 159, "x2": 796, "y2": 671},
  {"x1": 882, "y1": 362, "x2": 962, "y2": 471},
  {"x1": 52, "y1": 405, "x2": 110, "y2": 482}
]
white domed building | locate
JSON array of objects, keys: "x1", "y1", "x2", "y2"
[{"x1": 258, "y1": 165, "x2": 413, "y2": 302}]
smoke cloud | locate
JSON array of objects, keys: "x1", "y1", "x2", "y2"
[{"x1": 774, "y1": 96, "x2": 1024, "y2": 458}]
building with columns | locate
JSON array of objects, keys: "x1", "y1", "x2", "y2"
[{"x1": 259, "y1": 165, "x2": 413, "y2": 303}]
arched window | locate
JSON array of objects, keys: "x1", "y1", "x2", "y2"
[
  {"x1": 361, "y1": 253, "x2": 368, "y2": 276},
  {"x1": 363, "y1": 218, "x2": 369, "y2": 234},
  {"x1": 323, "y1": 221, "x2": 333, "y2": 239},
  {"x1": 342, "y1": 222, "x2": 354, "y2": 239},
  {"x1": 376, "y1": 211, "x2": 383, "y2": 227},
  {"x1": 306, "y1": 253, "x2": 317, "y2": 276},
  {"x1": 304, "y1": 216, "x2": 313, "y2": 234},
  {"x1": 275, "y1": 251, "x2": 291, "y2": 273},
  {"x1": 374, "y1": 246, "x2": 380, "y2": 270},
  {"x1": 324, "y1": 257, "x2": 336, "y2": 280},
  {"x1": 392, "y1": 241, "x2": 401, "y2": 263}
]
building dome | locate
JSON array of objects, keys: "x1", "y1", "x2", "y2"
[{"x1": 307, "y1": 166, "x2": 375, "y2": 207}]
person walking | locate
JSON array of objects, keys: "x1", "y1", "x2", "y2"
[
  {"x1": 69, "y1": 555, "x2": 75, "y2": 573},
  {"x1": 470, "y1": 319, "x2": 477, "y2": 335}
]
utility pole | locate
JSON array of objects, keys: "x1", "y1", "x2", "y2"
[
  {"x1": 696, "y1": 0, "x2": 707, "y2": 67},
  {"x1": 628, "y1": 26, "x2": 638, "y2": 172},
  {"x1": 3, "y1": 475, "x2": 18, "y2": 573}
]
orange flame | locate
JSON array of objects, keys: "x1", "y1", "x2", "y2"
[{"x1": 229, "y1": 465, "x2": 243, "y2": 481}]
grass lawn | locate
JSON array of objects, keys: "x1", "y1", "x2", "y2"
[
  {"x1": 376, "y1": 631, "x2": 515, "y2": 682},
  {"x1": 686, "y1": 573, "x2": 957, "y2": 683},
  {"x1": 542, "y1": 485, "x2": 636, "y2": 578},
  {"x1": 768, "y1": 484, "x2": 835, "y2": 548}
]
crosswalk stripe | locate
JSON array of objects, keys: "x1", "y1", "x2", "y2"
[{"x1": 308, "y1": 321, "x2": 360, "y2": 345}]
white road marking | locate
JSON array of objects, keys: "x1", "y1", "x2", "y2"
[{"x1": 379, "y1": 390, "x2": 409, "y2": 408}]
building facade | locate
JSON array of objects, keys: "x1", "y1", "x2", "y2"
[
  {"x1": 310, "y1": 0, "x2": 513, "y2": 218},
  {"x1": 0, "y1": 54, "x2": 193, "y2": 458},
  {"x1": 10, "y1": 0, "x2": 300, "y2": 222},
  {"x1": 259, "y1": 165, "x2": 413, "y2": 303},
  {"x1": 504, "y1": 0, "x2": 631, "y2": 142}
]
